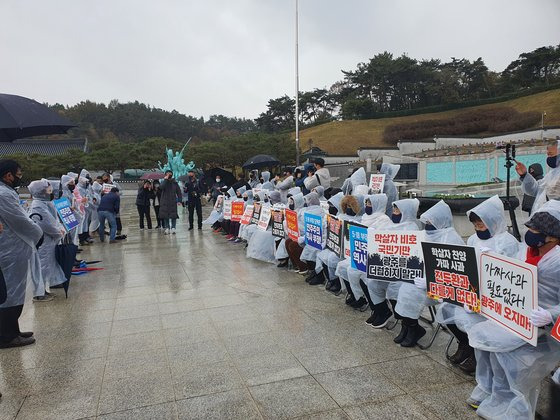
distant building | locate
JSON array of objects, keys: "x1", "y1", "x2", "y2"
[{"x1": 0, "y1": 138, "x2": 88, "y2": 157}]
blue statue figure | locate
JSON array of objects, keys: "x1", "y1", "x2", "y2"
[{"x1": 158, "y1": 138, "x2": 196, "y2": 179}]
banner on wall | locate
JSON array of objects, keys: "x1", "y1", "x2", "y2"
[
  {"x1": 349, "y1": 223, "x2": 368, "y2": 272},
  {"x1": 326, "y1": 215, "x2": 343, "y2": 258},
  {"x1": 223, "y1": 200, "x2": 232, "y2": 220},
  {"x1": 53, "y1": 198, "x2": 80, "y2": 231},
  {"x1": 369, "y1": 174, "x2": 386, "y2": 194},
  {"x1": 367, "y1": 230, "x2": 425, "y2": 283},
  {"x1": 479, "y1": 252, "x2": 538, "y2": 346},
  {"x1": 257, "y1": 206, "x2": 272, "y2": 231},
  {"x1": 285, "y1": 209, "x2": 299, "y2": 241},
  {"x1": 251, "y1": 202, "x2": 261, "y2": 225},
  {"x1": 304, "y1": 212, "x2": 323, "y2": 250},
  {"x1": 422, "y1": 242, "x2": 480, "y2": 309},
  {"x1": 240, "y1": 205, "x2": 254, "y2": 225},
  {"x1": 271, "y1": 209, "x2": 285, "y2": 238},
  {"x1": 231, "y1": 201, "x2": 245, "y2": 222}
]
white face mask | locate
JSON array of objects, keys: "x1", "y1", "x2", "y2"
[{"x1": 216, "y1": 178, "x2": 221, "y2": 183}]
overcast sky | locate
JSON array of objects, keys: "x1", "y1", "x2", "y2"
[{"x1": 1, "y1": 0, "x2": 559, "y2": 119}]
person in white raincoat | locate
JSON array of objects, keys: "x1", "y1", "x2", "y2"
[
  {"x1": 246, "y1": 190, "x2": 278, "y2": 263},
  {"x1": 283, "y1": 193, "x2": 308, "y2": 273},
  {"x1": 312, "y1": 186, "x2": 327, "y2": 202},
  {"x1": 276, "y1": 188, "x2": 301, "y2": 263},
  {"x1": 276, "y1": 169, "x2": 294, "y2": 203},
  {"x1": 436, "y1": 194, "x2": 520, "y2": 374},
  {"x1": 28, "y1": 179, "x2": 68, "y2": 300},
  {"x1": 364, "y1": 198, "x2": 420, "y2": 328},
  {"x1": 516, "y1": 139, "x2": 560, "y2": 215},
  {"x1": 380, "y1": 163, "x2": 400, "y2": 216},
  {"x1": 465, "y1": 200, "x2": 560, "y2": 419},
  {"x1": 60, "y1": 174, "x2": 81, "y2": 245},
  {"x1": 258, "y1": 171, "x2": 275, "y2": 191},
  {"x1": 341, "y1": 167, "x2": 367, "y2": 195},
  {"x1": 346, "y1": 194, "x2": 394, "y2": 314},
  {"x1": 77, "y1": 169, "x2": 93, "y2": 245},
  {"x1": 299, "y1": 192, "x2": 326, "y2": 276},
  {"x1": 0, "y1": 160, "x2": 44, "y2": 349},
  {"x1": 235, "y1": 190, "x2": 254, "y2": 242},
  {"x1": 394, "y1": 200, "x2": 464, "y2": 347},
  {"x1": 89, "y1": 181, "x2": 103, "y2": 234}
]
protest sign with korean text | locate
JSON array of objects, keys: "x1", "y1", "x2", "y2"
[
  {"x1": 231, "y1": 201, "x2": 245, "y2": 222},
  {"x1": 326, "y1": 215, "x2": 343, "y2": 257},
  {"x1": 250, "y1": 203, "x2": 261, "y2": 225},
  {"x1": 367, "y1": 230, "x2": 425, "y2": 283},
  {"x1": 214, "y1": 195, "x2": 224, "y2": 210},
  {"x1": 223, "y1": 200, "x2": 232, "y2": 220},
  {"x1": 422, "y1": 242, "x2": 480, "y2": 309},
  {"x1": 257, "y1": 206, "x2": 272, "y2": 231},
  {"x1": 349, "y1": 223, "x2": 368, "y2": 272},
  {"x1": 240, "y1": 205, "x2": 254, "y2": 225},
  {"x1": 53, "y1": 198, "x2": 80, "y2": 231},
  {"x1": 479, "y1": 252, "x2": 538, "y2": 346},
  {"x1": 271, "y1": 209, "x2": 285, "y2": 238},
  {"x1": 102, "y1": 183, "x2": 116, "y2": 194},
  {"x1": 552, "y1": 316, "x2": 560, "y2": 344},
  {"x1": 343, "y1": 220, "x2": 361, "y2": 258},
  {"x1": 304, "y1": 212, "x2": 323, "y2": 250},
  {"x1": 285, "y1": 209, "x2": 299, "y2": 241},
  {"x1": 369, "y1": 173, "x2": 386, "y2": 193}
]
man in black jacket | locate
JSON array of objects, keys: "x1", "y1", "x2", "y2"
[
  {"x1": 185, "y1": 170, "x2": 205, "y2": 230},
  {"x1": 136, "y1": 181, "x2": 155, "y2": 230}
]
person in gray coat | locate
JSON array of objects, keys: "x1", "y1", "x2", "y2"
[{"x1": 159, "y1": 170, "x2": 183, "y2": 234}]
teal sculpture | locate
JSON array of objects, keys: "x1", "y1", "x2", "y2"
[{"x1": 158, "y1": 138, "x2": 195, "y2": 179}]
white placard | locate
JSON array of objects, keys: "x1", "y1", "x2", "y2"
[
  {"x1": 369, "y1": 174, "x2": 386, "y2": 194},
  {"x1": 257, "y1": 206, "x2": 272, "y2": 231},
  {"x1": 223, "y1": 200, "x2": 232, "y2": 220}
]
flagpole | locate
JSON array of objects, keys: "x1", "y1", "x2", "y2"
[{"x1": 295, "y1": 0, "x2": 300, "y2": 167}]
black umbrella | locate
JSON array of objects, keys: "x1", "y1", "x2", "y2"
[
  {"x1": 242, "y1": 154, "x2": 280, "y2": 170},
  {"x1": 204, "y1": 167, "x2": 236, "y2": 187},
  {"x1": 0, "y1": 94, "x2": 76, "y2": 141}
]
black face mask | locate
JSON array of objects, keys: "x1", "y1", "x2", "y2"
[
  {"x1": 425, "y1": 224, "x2": 437, "y2": 231},
  {"x1": 10, "y1": 174, "x2": 22, "y2": 188},
  {"x1": 328, "y1": 206, "x2": 337, "y2": 215},
  {"x1": 546, "y1": 156, "x2": 558, "y2": 169},
  {"x1": 68, "y1": 184, "x2": 75, "y2": 192},
  {"x1": 289, "y1": 204, "x2": 295, "y2": 211},
  {"x1": 259, "y1": 179, "x2": 264, "y2": 184},
  {"x1": 49, "y1": 192, "x2": 55, "y2": 201},
  {"x1": 365, "y1": 206, "x2": 373, "y2": 215},
  {"x1": 476, "y1": 229, "x2": 492, "y2": 240},
  {"x1": 346, "y1": 208, "x2": 356, "y2": 216},
  {"x1": 264, "y1": 199, "x2": 269, "y2": 203},
  {"x1": 391, "y1": 213, "x2": 402, "y2": 223},
  {"x1": 243, "y1": 197, "x2": 248, "y2": 202},
  {"x1": 525, "y1": 230, "x2": 547, "y2": 248}
]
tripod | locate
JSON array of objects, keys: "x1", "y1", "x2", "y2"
[{"x1": 504, "y1": 144, "x2": 521, "y2": 241}]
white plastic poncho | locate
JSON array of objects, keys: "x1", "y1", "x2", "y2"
[
  {"x1": 341, "y1": 167, "x2": 367, "y2": 195},
  {"x1": 277, "y1": 175, "x2": 294, "y2": 203},
  {"x1": 61, "y1": 175, "x2": 80, "y2": 245},
  {"x1": 0, "y1": 181, "x2": 44, "y2": 307},
  {"x1": 89, "y1": 182, "x2": 102, "y2": 232},
  {"x1": 436, "y1": 195, "x2": 521, "y2": 331},
  {"x1": 77, "y1": 174, "x2": 92, "y2": 235},
  {"x1": 315, "y1": 192, "x2": 345, "y2": 278},
  {"x1": 259, "y1": 171, "x2": 275, "y2": 191},
  {"x1": 380, "y1": 163, "x2": 400, "y2": 216},
  {"x1": 246, "y1": 198, "x2": 276, "y2": 263},
  {"x1": 29, "y1": 180, "x2": 67, "y2": 288},
  {"x1": 300, "y1": 193, "x2": 326, "y2": 262},
  {"x1": 312, "y1": 185, "x2": 326, "y2": 201},
  {"x1": 521, "y1": 140, "x2": 560, "y2": 215},
  {"x1": 396, "y1": 200, "x2": 464, "y2": 319},
  {"x1": 203, "y1": 195, "x2": 224, "y2": 225},
  {"x1": 364, "y1": 198, "x2": 420, "y2": 305}
]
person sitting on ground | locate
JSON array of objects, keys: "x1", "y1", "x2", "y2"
[
  {"x1": 298, "y1": 192, "x2": 325, "y2": 278},
  {"x1": 284, "y1": 193, "x2": 308, "y2": 273},
  {"x1": 246, "y1": 191, "x2": 282, "y2": 263}
]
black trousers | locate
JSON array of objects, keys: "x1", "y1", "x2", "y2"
[
  {"x1": 0, "y1": 305, "x2": 23, "y2": 343},
  {"x1": 154, "y1": 206, "x2": 161, "y2": 227},
  {"x1": 137, "y1": 205, "x2": 152, "y2": 229},
  {"x1": 116, "y1": 216, "x2": 123, "y2": 233},
  {"x1": 188, "y1": 198, "x2": 202, "y2": 228}
]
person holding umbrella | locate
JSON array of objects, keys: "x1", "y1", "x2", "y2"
[
  {"x1": 0, "y1": 160, "x2": 44, "y2": 349},
  {"x1": 211, "y1": 175, "x2": 225, "y2": 204}
]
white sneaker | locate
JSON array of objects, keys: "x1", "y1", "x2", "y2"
[
  {"x1": 164, "y1": 228, "x2": 170, "y2": 235},
  {"x1": 171, "y1": 228, "x2": 176, "y2": 234}
]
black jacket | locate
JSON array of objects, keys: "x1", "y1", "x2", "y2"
[
  {"x1": 136, "y1": 186, "x2": 155, "y2": 207},
  {"x1": 185, "y1": 177, "x2": 206, "y2": 201}
]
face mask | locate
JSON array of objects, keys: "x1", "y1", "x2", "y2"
[
  {"x1": 328, "y1": 206, "x2": 337, "y2": 215},
  {"x1": 392, "y1": 213, "x2": 402, "y2": 223},
  {"x1": 546, "y1": 156, "x2": 558, "y2": 169},
  {"x1": 10, "y1": 174, "x2": 22, "y2": 188},
  {"x1": 259, "y1": 179, "x2": 264, "y2": 184},
  {"x1": 304, "y1": 203, "x2": 308, "y2": 207},
  {"x1": 476, "y1": 229, "x2": 492, "y2": 240},
  {"x1": 289, "y1": 204, "x2": 295, "y2": 211},
  {"x1": 525, "y1": 230, "x2": 547, "y2": 248},
  {"x1": 49, "y1": 192, "x2": 55, "y2": 201},
  {"x1": 346, "y1": 208, "x2": 356, "y2": 216},
  {"x1": 425, "y1": 224, "x2": 437, "y2": 231},
  {"x1": 68, "y1": 184, "x2": 75, "y2": 192},
  {"x1": 216, "y1": 178, "x2": 221, "y2": 183},
  {"x1": 243, "y1": 197, "x2": 248, "y2": 202},
  {"x1": 264, "y1": 199, "x2": 269, "y2": 203},
  {"x1": 365, "y1": 206, "x2": 373, "y2": 215}
]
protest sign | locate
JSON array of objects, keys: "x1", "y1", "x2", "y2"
[
  {"x1": 258, "y1": 206, "x2": 272, "y2": 231},
  {"x1": 223, "y1": 200, "x2": 232, "y2": 220},
  {"x1": 349, "y1": 223, "x2": 368, "y2": 272},
  {"x1": 422, "y1": 242, "x2": 480, "y2": 309},
  {"x1": 285, "y1": 209, "x2": 299, "y2": 241},
  {"x1": 53, "y1": 198, "x2": 80, "y2": 231},
  {"x1": 343, "y1": 220, "x2": 361, "y2": 258},
  {"x1": 367, "y1": 230, "x2": 425, "y2": 283},
  {"x1": 271, "y1": 209, "x2": 285, "y2": 238},
  {"x1": 304, "y1": 213, "x2": 323, "y2": 250},
  {"x1": 240, "y1": 205, "x2": 254, "y2": 225},
  {"x1": 479, "y1": 252, "x2": 538, "y2": 346},
  {"x1": 214, "y1": 195, "x2": 224, "y2": 210},
  {"x1": 369, "y1": 173, "x2": 386, "y2": 193},
  {"x1": 326, "y1": 215, "x2": 343, "y2": 258},
  {"x1": 552, "y1": 316, "x2": 560, "y2": 344},
  {"x1": 102, "y1": 183, "x2": 116, "y2": 194},
  {"x1": 251, "y1": 203, "x2": 261, "y2": 225},
  {"x1": 231, "y1": 201, "x2": 245, "y2": 222}
]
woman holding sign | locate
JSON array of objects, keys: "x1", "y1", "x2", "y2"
[
  {"x1": 465, "y1": 201, "x2": 560, "y2": 419},
  {"x1": 246, "y1": 191, "x2": 281, "y2": 263}
]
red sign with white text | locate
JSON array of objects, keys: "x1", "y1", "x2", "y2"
[
  {"x1": 552, "y1": 316, "x2": 560, "y2": 343},
  {"x1": 231, "y1": 201, "x2": 245, "y2": 222},
  {"x1": 285, "y1": 209, "x2": 299, "y2": 241}
]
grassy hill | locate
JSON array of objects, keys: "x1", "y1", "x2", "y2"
[{"x1": 298, "y1": 89, "x2": 560, "y2": 156}]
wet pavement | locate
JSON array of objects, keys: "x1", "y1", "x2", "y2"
[{"x1": 0, "y1": 198, "x2": 552, "y2": 419}]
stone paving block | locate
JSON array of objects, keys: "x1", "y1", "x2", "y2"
[
  {"x1": 234, "y1": 351, "x2": 308, "y2": 386},
  {"x1": 171, "y1": 361, "x2": 244, "y2": 400},
  {"x1": 343, "y1": 395, "x2": 432, "y2": 419},
  {"x1": 97, "y1": 402, "x2": 178, "y2": 420},
  {"x1": 176, "y1": 388, "x2": 261, "y2": 420}
]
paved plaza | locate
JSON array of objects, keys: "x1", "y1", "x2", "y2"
[{"x1": 0, "y1": 199, "x2": 552, "y2": 419}]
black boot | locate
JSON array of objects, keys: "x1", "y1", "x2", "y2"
[
  {"x1": 447, "y1": 324, "x2": 472, "y2": 365},
  {"x1": 371, "y1": 301, "x2": 392, "y2": 329},
  {"x1": 459, "y1": 353, "x2": 477, "y2": 374},
  {"x1": 365, "y1": 310, "x2": 376, "y2": 325},
  {"x1": 277, "y1": 259, "x2": 289, "y2": 268},
  {"x1": 394, "y1": 318, "x2": 411, "y2": 344},
  {"x1": 400, "y1": 321, "x2": 426, "y2": 347},
  {"x1": 359, "y1": 279, "x2": 375, "y2": 312},
  {"x1": 350, "y1": 296, "x2": 368, "y2": 311},
  {"x1": 344, "y1": 281, "x2": 355, "y2": 306},
  {"x1": 309, "y1": 270, "x2": 326, "y2": 285},
  {"x1": 305, "y1": 271, "x2": 317, "y2": 283},
  {"x1": 389, "y1": 300, "x2": 402, "y2": 320}
]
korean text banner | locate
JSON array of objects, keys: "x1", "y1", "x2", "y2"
[
  {"x1": 258, "y1": 206, "x2": 272, "y2": 231},
  {"x1": 422, "y1": 242, "x2": 480, "y2": 309},
  {"x1": 285, "y1": 209, "x2": 299, "y2": 241},
  {"x1": 369, "y1": 173, "x2": 386, "y2": 193},
  {"x1": 367, "y1": 230, "x2": 425, "y2": 283},
  {"x1": 231, "y1": 201, "x2": 245, "y2": 222},
  {"x1": 271, "y1": 209, "x2": 285, "y2": 238},
  {"x1": 349, "y1": 223, "x2": 368, "y2": 272},
  {"x1": 53, "y1": 198, "x2": 80, "y2": 231},
  {"x1": 479, "y1": 252, "x2": 538, "y2": 346},
  {"x1": 251, "y1": 203, "x2": 261, "y2": 225},
  {"x1": 304, "y1": 213, "x2": 323, "y2": 250},
  {"x1": 343, "y1": 220, "x2": 361, "y2": 259},
  {"x1": 240, "y1": 205, "x2": 254, "y2": 225},
  {"x1": 223, "y1": 200, "x2": 232, "y2": 220},
  {"x1": 326, "y1": 215, "x2": 343, "y2": 258}
]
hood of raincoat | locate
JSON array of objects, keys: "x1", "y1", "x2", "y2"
[
  {"x1": 288, "y1": 187, "x2": 301, "y2": 197},
  {"x1": 313, "y1": 185, "x2": 325, "y2": 198},
  {"x1": 361, "y1": 194, "x2": 390, "y2": 227},
  {"x1": 327, "y1": 192, "x2": 344, "y2": 214},
  {"x1": 268, "y1": 190, "x2": 282, "y2": 205},
  {"x1": 420, "y1": 200, "x2": 453, "y2": 230},
  {"x1": 236, "y1": 185, "x2": 247, "y2": 196},
  {"x1": 304, "y1": 192, "x2": 321, "y2": 207},
  {"x1": 291, "y1": 193, "x2": 305, "y2": 210},
  {"x1": 244, "y1": 190, "x2": 254, "y2": 202},
  {"x1": 261, "y1": 171, "x2": 271, "y2": 182},
  {"x1": 79, "y1": 169, "x2": 90, "y2": 179},
  {"x1": 226, "y1": 187, "x2": 236, "y2": 198},
  {"x1": 365, "y1": 194, "x2": 388, "y2": 215},
  {"x1": 28, "y1": 179, "x2": 52, "y2": 200},
  {"x1": 393, "y1": 198, "x2": 419, "y2": 223},
  {"x1": 466, "y1": 195, "x2": 506, "y2": 237},
  {"x1": 353, "y1": 185, "x2": 370, "y2": 197},
  {"x1": 67, "y1": 172, "x2": 79, "y2": 179},
  {"x1": 61, "y1": 175, "x2": 74, "y2": 191},
  {"x1": 78, "y1": 176, "x2": 89, "y2": 187},
  {"x1": 380, "y1": 163, "x2": 400, "y2": 181},
  {"x1": 92, "y1": 183, "x2": 103, "y2": 194}
]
